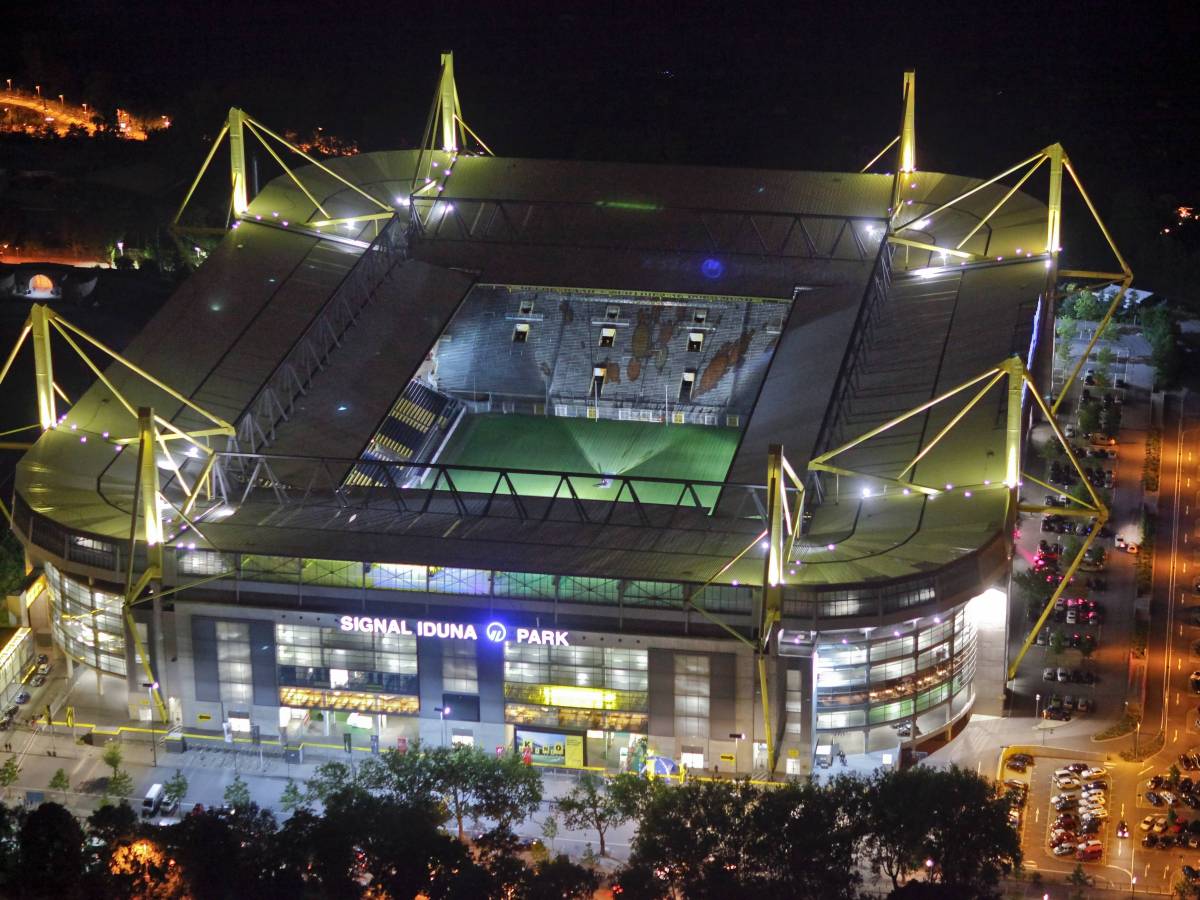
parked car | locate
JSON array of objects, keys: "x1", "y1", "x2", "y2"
[{"x1": 13, "y1": 692, "x2": 29, "y2": 705}]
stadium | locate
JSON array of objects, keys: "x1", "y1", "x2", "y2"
[{"x1": 6, "y1": 58, "x2": 1100, "y2": 775}]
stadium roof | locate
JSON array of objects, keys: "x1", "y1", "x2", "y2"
[{"x1": 14, "y1": 146, "x2": 1052, "y2": 590}]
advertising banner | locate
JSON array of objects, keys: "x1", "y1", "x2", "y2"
[{"x1": 516, "y1": 729, "x2": 585, "y2": 767}]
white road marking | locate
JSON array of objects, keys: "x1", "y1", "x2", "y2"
[{"x1": 1176, "y1": 728, "x2": 1180, "y2": 743}]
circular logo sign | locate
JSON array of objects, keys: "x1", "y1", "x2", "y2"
[{"x1": 485, "y1": 622, "x2": 507, "y2": 643}]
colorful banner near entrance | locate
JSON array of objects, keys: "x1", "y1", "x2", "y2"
[{"x1": 516, "y1": 729, "x2": 584, "y2": 767}]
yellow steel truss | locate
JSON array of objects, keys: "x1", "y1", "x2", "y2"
[
  {"x1": 0, "y1": 306, "x2": 236, "y2": 722},
  {"x1": 172, "y1": 108, "x2": 392, "y2": 236}
]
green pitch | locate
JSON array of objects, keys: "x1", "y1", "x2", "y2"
[{"x1": 428, "y1": 413, "x2": 740, "y2": 504}]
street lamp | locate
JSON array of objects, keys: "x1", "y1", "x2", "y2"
[
  {"x1": 435, "y1": 706, "x2": 452, "y2": 747},
  {"x1": 1135, "y1": 719, "x2": 1141, "y2": 757},
  {"x1": 141, "y1": 681, "x2": 158, "y2": 767},
  {"x1": 1132, "y1": 874, "x2": 1137, "y2": 896},
  {"x1": 1035, "y1": 692, "x2": 1041, "y2": 719}
]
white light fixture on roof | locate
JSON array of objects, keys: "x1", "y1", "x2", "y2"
[{"x1": 914, "y1": 218, "x2": 931, "y2": 229}]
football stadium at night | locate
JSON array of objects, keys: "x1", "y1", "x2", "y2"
[{"x1": 8, "y1": 57, "x2": 1094, "y2": 775}]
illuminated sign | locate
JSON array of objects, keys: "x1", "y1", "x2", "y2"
[{"x1": 337, "y1": 616, "x2": 568, "y2": 645}]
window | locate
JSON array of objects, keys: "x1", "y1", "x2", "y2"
[
  {"x1": 605, "y1": 305, "x2": 620, "y2": 321},
  {"x1": 592, "y1": 366, "x2": 606, "y2": 398},
  {"x1": 217, "y1": 621, "x2": 252, "y2": 708},
  {"x1": 442, "y1": 640, "x2": 479, "y2": 694},
  {"x1": 519, "y1": 299, "x2": 535, "y2": 315},
  {"x1": 513, "y1": 323, "x2": 529, "y2": 343},
  {"x1": 693, "y1": 308, "x2": 707, "y2": 324},
  {"x1": 674, "y1": 654, "x2": 710, "y2": 738},
  {"x1": 687, "y1": 331, "x2": 704, "y2": 352},
  {"x1": 599, "y1": 327, "x2": 616, "y2": 348},
  {"x1": 679, "y1": 369, "x2": 695, "y2": 401}
]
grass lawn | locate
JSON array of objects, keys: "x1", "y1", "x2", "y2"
[{"x1": 428, "y1": 413, "x2": 740, "y2": 503}]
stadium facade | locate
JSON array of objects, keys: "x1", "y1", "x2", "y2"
[{"x1": 9, "y1": 63, "x2": 1070, "y2": 774}]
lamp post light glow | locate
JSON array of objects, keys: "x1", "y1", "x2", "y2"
[{"x1": 436, "y1": 705, "x2": 451, "y2": 746}]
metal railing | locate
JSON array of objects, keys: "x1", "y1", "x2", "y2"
[{"x1": 410, "y1": 194, "x2": 889, "y2": 263}]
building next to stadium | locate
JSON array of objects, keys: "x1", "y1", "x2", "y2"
[{"x1": 7, "y1": 60, "x2": 1079, "y2": 775}]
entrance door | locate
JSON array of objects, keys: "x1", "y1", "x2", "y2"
[{"x1": 753, "y1": 741, "x2": 767, "y2": 769}]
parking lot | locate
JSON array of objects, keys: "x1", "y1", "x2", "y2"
[
  {"x1": 1001, "y1": 746, "x2": 1200, "y2": 891},
  {"x1": 1001, "y1": 749, "x2": 1117, "y2": 879}
]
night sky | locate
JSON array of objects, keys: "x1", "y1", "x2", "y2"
[{"x1": 5, "y1": 1, "x2": 1200, "y2": 287}]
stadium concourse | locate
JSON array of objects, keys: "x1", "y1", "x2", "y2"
[{"x1": 9, "y1": 64, "x2": 1062, "y2": 777}]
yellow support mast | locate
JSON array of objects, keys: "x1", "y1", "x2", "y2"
[
  {"x1": 228, "y1": 107, "x2": 249, "y2": 217},
  {"x1": 29, "y1": 304, "x2": 57, "y2": 430}
]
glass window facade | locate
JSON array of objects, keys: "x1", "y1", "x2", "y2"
[
  {"x1": 503, "y1": 643, "x2": 648, "y2": 732},
  {"x1": 811, "y1": 605, "x2": 977, "y2": 735},
  {"x1": 442, "y1": 639, "x2": 478, "y2": 695},
  {"x1": 216, "y1": 621, "x2": 252, "y2": 708},
  {"x1": 275, "y1": 623, "x2": 418, "y2": 696},
  {"x1": 674, "y1": 654, "x2": 710, "y2": 738},
  {"x1": 44, "y1": 563, "x2": 126, "y2": 676}
]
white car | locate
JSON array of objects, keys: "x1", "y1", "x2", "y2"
[
  {"x1": 1057, "y1": 668, "x2": 1070, "y2": 682},
  {"x1": 1140, "y1": 815, "x2": 1156, "y2": 832},
  {"x1": 1043, "y1": 667, "x2": 1058, "y2": 681},
  {"x1": 1056, "y1": 775, "x2": 1082, "y2": 790},
  {"x1": 1052, "y1": 792, "x2": 1080, "y2": 805},
  {"x1": 1054, "y1": 768, "x2": 1077, "y2": 779},
  {"x1": 1053, "y1": 843, "x2": 1076, "y2": 856},
  {"x1": 1160, "y1": 791, "x2": 1178, "y2": 806},
  {"x1": 1082, "y1": 808, "x2": 1108, "y2": 820},
  {"x1": 1080, "y1": 767, "x2": 1107, "y2": 780},
  {"x1": 1081, "y1": 788, "x2": 1106, "y2": 800},
  {"x1": 1081, "y1": 795, "x2": 1107, "y2": 807}
]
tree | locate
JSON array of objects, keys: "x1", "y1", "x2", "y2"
[
  {"x1": 556, "y1": 773, "x2": 630, "y2": 858},
  {"x1": 1049, "y1": 628, "x2": 1066, "y2": 658},
  {"x1": 279, "y1": 778, "x2": 306, "y2": 815},
  {"x1": 526, "y1": 854, "x2": 600, "y2": 900},
  {"x1": 0, "y1": 757, "x2": 21, "y2": 794},
  {"x1": 1078, "y1": 400, "x2": 1102, "y2": 435},
  {"x1": 308, "y1": 788, "x2": 480, "y2": 898},
  {"x1": 1097, "y1": 345, "x2": 1115, "y2": 368},
  {"x1": 102, "y1": 741, "x2": 123, "y2": 774},
  {"x1": 224, "y1": 773, "x2": 251, "y2": 809},
  {"x1": 163, "y1": 769, "x2": 188, "y2": 810},
  {"x1": 540, "y1": 813, "x2": 559, "y2": 850},
  {"x1": 304, "y1": 759, "x2": 358, "y2": 804},
  {"x1": 18, "y1": 802, "x2": 85, "y2": 897},
  {"x1": 608, "y1": 770, "x2": 665, "y2": 820},
  {"x1": 625, "y1": 779, "x2": 760, "y2": 898},
  {"x1": 1067, "y1": 290, "x2": 1103, "y2": 320},
  {"x1": 1012, "y1": 568, "x2": 1054, "y2": 604},
  {"x1": 49, "y1": 767, "x2": 71, "y2": 795},
  {"x1": 1170, "y1": 764, "x2": 1181, "y2": 786},
  {"x1": 476, "y1": 749, "x2": 544, "y2": 835},
  {"x1": 1037, "y1": 438, "x2": 1066, "y2": 463},
  {"x1": 367, "y1": 745, "x2": 541, "y2": 839},
  {"x1": 106, "y1": 768, "x2": 135, "y2": 803},
  {"x1": 748, "y1": 775, "x2": 868, "y2": 899},
  {"x1": 106, "y1": 837, "x2": 189, "y2": 900},
  {"x1": 87, "y1": 801, "x2": 138, "y2": 850},
  {"x1": 864, "y1": 766, "x2": 1019, "y2": 896}
]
